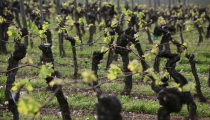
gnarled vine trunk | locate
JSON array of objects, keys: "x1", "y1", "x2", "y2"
[
  {"x1": 115, "y1": 28, "x2": 133, "y2": 95},
  {"x1": 186, "y1": 54, "x2": 206, "y2": 102},
  {"x1": 45, "y1": 74, "x2": 71, "y2": 120},
  {"x1": 92, "y1": 51, "x2": 104, "y2": 93},
  {"x1": 65, "y1": 36, "x2": 78, "y2": 79},
  {"x1": 119, "y1": 50, "x2": 132, "y2": 95},
  {"x1": 158, "y1": 50, "x2": 188, "y2": 87},
  {"x1": 5, "y1": 40, "x2": 27, "y2": 120},
  {"x1": 197, "y1": 27, "x2": 203, "y2": 46},
  {"x1": 39, "y1": 43, "x2": 71, "y2": 120}
]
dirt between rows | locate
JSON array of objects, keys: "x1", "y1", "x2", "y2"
[
  {"x1": 33, "y1": 83, "x2": 210, "y2": 120},
  {"x1": 40, "y1": 108, "x2": 210, "y2": 120}
]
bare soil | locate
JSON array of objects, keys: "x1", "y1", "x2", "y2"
[{"x1": 40, "y1": 108, "x2": 210, "y2": 120}]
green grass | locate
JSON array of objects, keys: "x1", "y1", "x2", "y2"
[{"x1": 1, "y1": 9, "x2": 210, "y2": 120}]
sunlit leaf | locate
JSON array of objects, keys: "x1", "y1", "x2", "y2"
[
  {"x1": 168, "y1": 82, "x2": 180, "y2": 89},
  {"x1": 103, "y1": 36, "x2": 112, "y2": 44},
  {"x1": 11, "y1": 79, "x2": 33, "y2": 92},
  {"x1": 28, "y1": 57, "x2": 33, "y2": 65},
  {"x1": 0, "y1": 16, "x2": 6, "y2": 23},
  {"x1": 25, "y1": 84, "x2": 33, "y2": 92},
  {"x1": 18, "y1": 95, "x2": 41, "y2": 117},
  {"x1": 49, "y1": 78, "x2": 63, "y2": 86},
  {"x1": 42, "y1": 21, "x2": 49, "y2": 31},
  {"x1": 128, "y1": 60, "x2": 142, "y2": 74},
  {"x1": 182, "y1": 82, "x2": 196, "y2": 92},
  {"x1": 182, "y1": 42, "x2": 187, "y2": 48},
  {"x1": 107, "y1": 64, "x2": 122, "y2": 80},
  {"x1": 81, "y1": 70, "x2": 97, "y2": 84},
  {"x1": 78, "y1": 17, "x2": 85, "y2": 25},
  {"x1": 7, "y1": 25, "x2": 21, "y2": 39},
  {"x1": 38, "y1": 64, "x2": 54, "y2": 79},
  {"x1": 66, "y1": 18, "x2": 75, "y2": 26},
  {"x1": 111, "y1": 18, "x2": 118, "y2": 27},
  {"x1": 151, "y1": 47, "x2": 158, "y2": 54},
  {"x1": 107, "y1": 73, "x2": 116, "y2": 80},
  {"x1": 56, "y1": 15, "x2": 62, "y2": 23},
  {"x1": 101, "y1": 46, "x2": 109, "y2": 53},
  {"x1": 39, "y1": 30, "x2": 47, "y2": 39},
  {"x1": 74, "y1": 36, "x2": 81, "y2": 44},
  {"x1": 99, "y1": 22, "x2": 106, "y2": 27},
  {"x1": 158, "y1": 16, "x2": 166, "y2": 25},
  {"x1": 137, "y1": 12, "x2": 145, "y2": 19}
]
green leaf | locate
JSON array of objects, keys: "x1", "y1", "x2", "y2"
[
  {"x1": 111, "y1": 18, "x2": 118, "y2": 27},
  {"x1": 107, "y1": 73, "x2": 116, "y2": 80},
  {"x1": 142, "y1": 53, "x2": 152, "y2": 62},
  {"x1": 77, "y1": 7, "x2": 82, "y2": 13},
  {"x1": 25, "y1": 83, "x2": 33, "y2": 92},
  {"x1": 18, "y1": 95, "x2": 41, "y2": 117},
  {"x1": 138, "y1": 20, "x2": 147, "y2": 27},
  {"x1": 42, "y1": 21, "x2": 49, "y2": 31},
  {"x1": 58, "y1": 27, "x2": 67, "y2": 34},
  {"x1": 168, "y1": 82, "x2": 180, "y2": 89},
  {"x1": 103, "y1": 36, "x2": 112, "y2": 44},
  {"x1": 78, "y1": 17, "x2": 85, "y2": 25},
  {"x1": 107, "y1": 64, "x2": 122, "y2": 80},
  {"x1": 81, "y1": 70, "x2": 97, "y2": 84},
  {"x1": 7, "y1": 25, "x2": 21, "y2": 39},
  {"x1": 11, "y1": 84, "x2": 19, "y2": 91},
  {"x1": 38, "y1": 65, "x2": 47, "y2": 78},
  {"x1": 11, "y1": 79, "x2": 33, "y2": 92},
  {"x1": 157, "y1": 16, "x2": 166, "y2": 25},
  {"x1": 39, "y1": 30, "x2": 47, "y2": 39},
  {"x1": 66, "y1": 18, "x2": 75, "y2": 26},
  {"x1": 143, "y1": 75, "x2": 149, "y2": 82},
  {"x1": 74, "y1": 36, "x2": 81, "y2": 44},
  {"x1": 38, "y1": 64, "x2": 54, "y2": 79},
  {"x1": 99, "y1": 22, "x2": 106, "y2": 27},
  {"x1": 28, "y1": 57, "x2": 33, "y2": 65},
  {"x1": 0, "y1": 16, "x2": 6, "y2": 23},
  {"x1": 56, "y1": 15, "x2": 62, "y2": 23},
  {"x1": 62, "y1": 2, "x2": 68, "y2": 7},
  {"x1": 49, "y1": 78, "x2": 63, "y2": 86},
  {"x1": 128, "y1": 60, "x2": 142, "y2": 74},
  {"x1": 101, "y1": 46, "x2": 109, "y2": 53},
  {"x1": 137, "y1": 12, "x2": 145, "y2": 19},
  {"x1": 182, "y1": 82, "x2": 196, "y2": 92},
  {"x1": 7, "y1": 30, "x2": 13, "y2": 36},
  {"x1": 151, "y1": 46, "x2": 158, "y2": 54}
]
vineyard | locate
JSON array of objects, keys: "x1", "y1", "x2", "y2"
[{"x1": 1, "y1": 0, "x2": 210, "y2": 120}]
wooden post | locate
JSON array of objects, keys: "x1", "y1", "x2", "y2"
[
  {"x1": 74, "y1": 0, "x2": 78, "y2": 21},
  {"x1": 184, "y1": 0, "x2": 188, "y2": 6},
  {"x1": 86, "y1": 0, "x2": 88, "y2": 6},
  {"x1": 131, "y1": 0, "x2": 134, "y2": 11},
  {"x1": 157, "y1": 0, "x2": 160, "y2": 7},
  {"x1": 20, "y1": 0, "x2": 28, "y2": 47},
  {"x1": 117, "y1": 0, "x2": 120, "y2": 13},
  {"x1": 0, "y1": 0, "x2": 3, "y2": 53},
  {"x1": 154, "y1": 0, "x2": 157, "y2": 9},
  {"x1": 172, "y1": 0, "x2": 175, "y2": 5},
  {"x1": 169, "y1": 0, "x2": 171, "y2": 8},
  {"x1": 39, "y1": 0, "x2": 43, "y2": 24},
  {"x1": 57, "y1": 0, "x2": 61, "y2": 14},
  {"x1": 149, "y1": 0, "x2": 151, "y2": 7},
  {"x1": 163, "y1": 0, "x2": 166, "y2": 8},
  {"x1": 86, "y1": 0, "x2": 89, "y2": 23}
]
